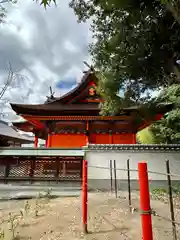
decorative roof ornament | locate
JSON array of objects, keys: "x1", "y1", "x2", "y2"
[
  {"x1": 45, "y1": 86, "x2": 56, "y2": 103},
  {"x1": 83, "y1": 61, "x2": 95, "y2": 74}
]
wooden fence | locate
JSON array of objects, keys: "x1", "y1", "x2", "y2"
[{"x1": 0, "y1": 156, "x2": 82, "y2": 183}]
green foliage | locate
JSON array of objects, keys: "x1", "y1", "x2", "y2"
[
  {"x1": 69, "y1": 0, "x2": 180, "y2": 114},
  {"x1": 0, "y1": 194, "x2": 53, "y2": 239},
  {"x1": 0, "y1": 0, "x2": 17, "y2": 23},
  {"x1": 96, "y1": 71, "x2": 125, "y2": 115},
  {"x1": 0, "y1": 5, "x2": 6, "y2": 23},
  {"x1": 151, "y1": 188, "x2": 167, "y2": 195},
  {"x1": 0, "y1": 227, "x2": 4, "y2": 239},
  {"x1": 161, "y1": 0, "x2": 180, "y2": 25},
  {"x1": 43, "y1": 188, "x2": 52, "y2": 199},
  {"x1": 35, "y1": 0, "x2": 56, "y2": 8},
  {"x1": 0, "y1": 0, "x2": 56, "y2": 23},
  {"x1": 152, "y1": 184, "x2": 180, "y2": 196},
  {"x1": 151, "y1": 84, "x2": 180, "y2": 143},
  {"x1": 95, "y1": 71, "x2": 147, "y2": 115},
  {"x1": 172, "y1": 183, "x2": 180, "y2": 194},
  {"x1": 137, "y1": 127, "x2": 157, "y2": 144},
  {"x1": 99, "y1": 95, "x2": 122, "y2": 116}
]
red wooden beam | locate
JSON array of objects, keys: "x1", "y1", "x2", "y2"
[
  {"x1": 138, "y1": 113, "x2": 164, "y2": 131},
  {"x1": 22, "y1": 116, "x2": 44, "y2": 129}
]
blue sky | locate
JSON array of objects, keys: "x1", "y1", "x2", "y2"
[
  {"x1": 0, "y1": 0, "x2": 161, "y2": 123},
  {"x1": 0, "y1": 0, "x2": 91, "y2": 121},
  {"x1": 56, "y1": 77, "x2": 77, "y2": 89}
]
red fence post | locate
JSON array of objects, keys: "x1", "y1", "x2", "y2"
[
  {"x1": 82, "y1": 159, "x2": 88, "y2": 234},
  {"x1": 138, "y1": 162, "x2": 153, "y2": 240}
]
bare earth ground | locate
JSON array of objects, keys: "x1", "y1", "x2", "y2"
[{"x1": 0, "y1": 192, "x2": 179, "y2": 240}]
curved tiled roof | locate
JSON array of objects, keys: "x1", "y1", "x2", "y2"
[
  {"x1": 0, "y1": 120, "x2": 34, "y2": 144},
  {"x1": 9, "y1": 68, "x2": 173, "y2": 117},
  {"x1": 45, "y1": 70, "x2": 96, "y2": 104}
]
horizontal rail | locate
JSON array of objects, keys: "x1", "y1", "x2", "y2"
[
  {"x1": 88, "y1": 165, "x2": 180, "y2": 178},
  {"x1": 0, "y1": 148, "x2": 85, "y2": 156},
  {"x1": 0, "y1": 177, "x2": 81, "y2": 182}
]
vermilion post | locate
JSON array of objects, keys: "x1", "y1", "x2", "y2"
[
  {"x1": 47, "y1": 134, "x2": 52, "y2": 147},
  {"x1": 85, "y1": 121, "x2": 89, "y2": 145},
  {"x1": 138, "y1": 162, "x2": 153, "y2": 240},
  {"x1": 34, "y1": 136, "x2": 38, "y2": 148},
  {"x1": 82, "y1": 159, "x2": 88, "y2": 234}
]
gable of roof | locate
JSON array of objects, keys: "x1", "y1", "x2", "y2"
[{"x1": 45, "y1": 70, "x2": 97, "y2": 105}]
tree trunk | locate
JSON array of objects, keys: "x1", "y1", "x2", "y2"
[
  {"x1": 165, "y1": 2, "x2": 180, "y2": 26},
  {"x1": 173, "y1": 65, "x2": 180, "y2": 83}
]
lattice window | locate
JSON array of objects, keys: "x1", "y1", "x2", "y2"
[
  {"x1": 34, "y1": 160, "x2": 56, "y2": 178},
  {"x1": 9, "y1": 160, "x2": 31, "y2": 177}
]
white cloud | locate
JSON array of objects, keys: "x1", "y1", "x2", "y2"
[
  {"x1": 0, "y1": 0, "x2": 92, "y2": 122},
  {"x1": 64, "y1": 40, "x2": 79, "y2": 53}
]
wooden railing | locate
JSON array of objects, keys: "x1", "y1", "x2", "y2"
[{"x1": 0, "y1": 156, "x2": 82, "y2": 183}]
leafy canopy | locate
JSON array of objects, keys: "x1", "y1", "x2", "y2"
[
  {"x1": 137, "y1": 127, "x2": 157, "y2": 144},
  {"x1": 151, "y1": 84, "x2": 180, "y2": 143},
  {"x1": 36, "y1": 0, "x2": 56, "y2": 8},
  {"x1": 69, "y1": 0, "x2": 180, "y2": 114},
  {"x1": 0, "y1": 0, "x2": 57, "y2": 23},
  {"x1": 0, "y1": 0, "x2": 17, "y2": 23}
]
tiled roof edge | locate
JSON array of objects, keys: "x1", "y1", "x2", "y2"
[{"x1": 86, "y1": 144, "x2": 180, "y2": 152}]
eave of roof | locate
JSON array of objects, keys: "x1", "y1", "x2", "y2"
[
  {"x1": 0, "y1": 135, "x2": 34, "y2": 144},
  {"x1": 10, "y1": 103, "x2": 100, "y2": 116},
  {"x1": 0, "y1": 120, "x2": 34, "y2": 143},
  {"x1": 10, "y1": 102, "x2": 173, "y2": 117}
]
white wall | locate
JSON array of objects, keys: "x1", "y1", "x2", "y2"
[
  {"x1": 85, "y1": 144, "x2": 180, "y2": 190},
  {"x1": 86, "y1": 151, "x2": 180, "y2": 180}
]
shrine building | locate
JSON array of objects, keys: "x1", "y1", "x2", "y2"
[{"x1": 10, "y1": 70, "x2": 171, "y2": 148}]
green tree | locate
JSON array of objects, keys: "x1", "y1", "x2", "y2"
[
  {"x1": 69, "y1": 0, "x2": 180, "y2": 114},
  {"x1": 137, "y1": 127, "x2": 157, "y2": 144},
  {"x1": 36, "y1": 0, "x2": 56, "y2": 8},
  {"x1": 161, "y1": 0, "x2": 180, "y2": 26},
  {"x1": 151, "y1": 84, "x2": 180, "y2": 143},
  {"x1": 0, "y1": 0, "x2": 56, "y2": 23},
  {"x1": 0, "y1": 0, "x2": 17, "y2": 23}
]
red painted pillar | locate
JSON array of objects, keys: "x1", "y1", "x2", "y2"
[
  {"x1": 34, "y1": 136, "x2": 38, "y2": 148},
  {"x1": 138, "y1": 162, "x2": 153, "y2": 240},
  {"x1": 47, "y1": 133, "x2": 52, "y2": 148},
  {"x1": 82, "y1": 159, "x2": 88, "y2": 233},
  {"x1": 85, "y1": 121, "x2": 89, "y2": 145}
]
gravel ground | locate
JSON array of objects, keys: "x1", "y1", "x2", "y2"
[{"x1": 0, "y1": 191, "x2": 179, "y2": 240}]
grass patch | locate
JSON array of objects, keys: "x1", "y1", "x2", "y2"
[{"x1": 0, "y1": 188, "x2": 54, "y2": 239}]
